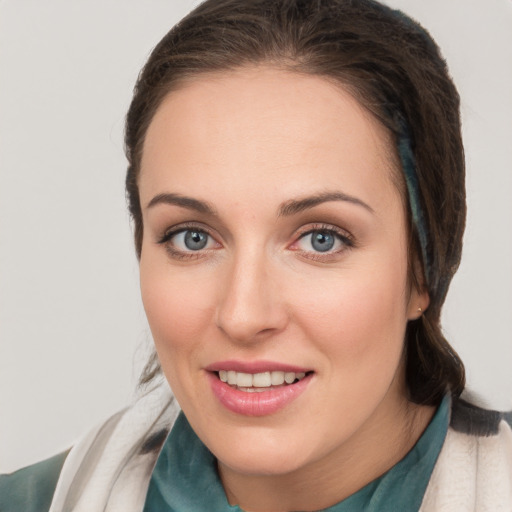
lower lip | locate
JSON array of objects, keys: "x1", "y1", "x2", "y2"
[{"x1": 207, "y1": 372, "x2": 312, "y2": 416}]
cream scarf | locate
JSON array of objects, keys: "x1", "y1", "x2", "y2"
[{"x1": 48, "y1": 382, "x2": 512, "y2": 512}]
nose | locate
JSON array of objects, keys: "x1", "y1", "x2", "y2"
[{"x1": 215, "y1": 250, "x2": 288, "y2": 343}]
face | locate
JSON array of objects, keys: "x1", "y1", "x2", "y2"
[{"x1": 138, "y1": 67, "x2": 426, "y2": 480}]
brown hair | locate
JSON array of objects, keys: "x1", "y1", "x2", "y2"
[{"x1": 125, "y1": 0, "x2": 466, "y2": 404}]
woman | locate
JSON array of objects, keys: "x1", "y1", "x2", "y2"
[{"x1": 1, "y1": 0, "x2": 511, "y2": 510}]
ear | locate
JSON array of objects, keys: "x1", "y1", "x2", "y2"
[
  {"x1": 407, "y1": 285, "x2": 430, "y2": 320},
  {"x1": 406, "y1": 255, "x2": 430, "y2": 320}
]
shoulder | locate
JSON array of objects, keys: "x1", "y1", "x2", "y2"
[
  {"x1": 420, "y1": 395, "x2": 512, "y2": 511},
  {"x1": 0, "y1": 384, "x2": 177, "y2": 512},
  {"x1": 46, "y1": 383, "x2": 179, "y2": 510},
  {"x1": 0, "y1": 451, "x2": 69, "y2": 512},
  {"x1": 450, "y1": 396, "x2": 510, "y2": 436}
]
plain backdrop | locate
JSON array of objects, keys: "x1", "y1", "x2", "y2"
[{"x1": 1, "y1": 0, "x2": 511, "y2": 473}]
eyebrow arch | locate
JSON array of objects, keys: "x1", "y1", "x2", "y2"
[
  {"x1": 146, "y1": 193, "x2": 217, "y2": 215},
  {"x1": 278, "y1": 191, "x2": 374, "y2": 217}
]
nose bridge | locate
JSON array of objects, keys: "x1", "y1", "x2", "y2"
[{"x1": 215, "y1": 244, "x2": 286, "y2": 342}]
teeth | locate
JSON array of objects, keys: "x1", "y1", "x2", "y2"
[
  {"x1": 236, "y1": 372, "x2": 253, "y2": 387},
  {"x1": 217, "y1": 370, "x2": 308, "y2": 388},
  {"x1": 271, "y1": 371, "x2": 284, "y2": 385},
  {"x1": 253, "y1": 372, "x2": 272, "y2": 387},
  {"x1": 239, "y1": 387, "x2": 268, "y2": 393},
  {"x1": 284, "y1": 372, "x2": 296, "y2": 384}
]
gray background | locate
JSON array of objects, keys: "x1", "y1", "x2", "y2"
[{"x1": 1, "y1": 0, "x2": 511, "y2": 472}]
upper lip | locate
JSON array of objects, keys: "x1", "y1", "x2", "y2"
[{"x1": 204, "y1": 360, "x2": 312, "y2": 374}]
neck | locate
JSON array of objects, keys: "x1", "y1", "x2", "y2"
[{"x1": 218, "y1": 394, "x2": 435, "y2": 512}]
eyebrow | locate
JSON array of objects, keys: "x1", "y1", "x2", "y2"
[
  {"x1": 146, "y1": 193, "x2": 217, "y2": 215},
  {"x1": 146, "y1": 190, "x2": 373, "y2": 217},
  {"x1": 278, "y1": 191, "x2": 374, "y2": 216}
]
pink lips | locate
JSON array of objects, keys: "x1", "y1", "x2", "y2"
[{"x1": 205, "y1": 360, "x2": 313, "y2": 417}]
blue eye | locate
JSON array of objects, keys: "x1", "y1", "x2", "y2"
[
  {"x1": 167, "y1": 229, "x2": 215, "y2": 251},
  {"x1": 296, "y1": 229, "x2": 345, "y2": 253},
  {"x1": 184, "y1": 230, "x2": 209, "y2": 250},
  {"x1": 310, "y1": 231, "x2": 335, "y2": 252}
]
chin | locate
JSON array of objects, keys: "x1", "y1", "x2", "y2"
[
  {"x1": 200, "y1": 420, "x2": 321, "y2": 477},
  {"x1": 218, "y1": 445, "x2": 311, "y2": 477}
]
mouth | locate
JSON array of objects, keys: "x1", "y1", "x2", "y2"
[
  {"x1": 215, "y1": 370, "x2": 312, "y2": 393},
  {"x1": 206, "y1": 364, "x2": 314, "y2": 416}
]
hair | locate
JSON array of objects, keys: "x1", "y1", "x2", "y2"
[{"x1": 125, "y1": 0, "x2": 466, "y2": 405}]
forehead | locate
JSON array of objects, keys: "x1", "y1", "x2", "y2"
[{"x1": 140, "y1": 66, "x2": 401, "y2": 211}]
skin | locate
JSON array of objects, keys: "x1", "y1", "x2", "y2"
[{"x1": 138, "y1": 66, "x2": 432, "y2": 512}]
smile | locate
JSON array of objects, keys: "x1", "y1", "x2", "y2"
[
  {"x1": 218, "y1": 370, "x2": 308, "y2": 391},
  {"x1": 206, "y1": 364, "x2": 314, "y2": 416}
]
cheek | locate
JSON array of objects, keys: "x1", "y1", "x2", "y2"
[
  {"x1": 288, "y1": 256, "x2": 409, "y2": 376},
  {"x1": 139, "y1": 256, "x2": 216, "y2": 363}
]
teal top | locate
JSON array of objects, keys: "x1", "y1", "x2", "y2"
[
  {"x1": 0, "y1": 397, "x2": 449, "y2": 512},
  {"x1": 0, "y1": 451, "x2": 69, "y2": 512},
  {"x1": 144, "y1": 395, "x2": 449, "y2": 511}
]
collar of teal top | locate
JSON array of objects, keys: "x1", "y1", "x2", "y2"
[{"x1": 144, "y1": 395, "x2": 450, "y2": 512}]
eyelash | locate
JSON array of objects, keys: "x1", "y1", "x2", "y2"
[
  {"x1": 291, "y1": 223, "x2": 354, "y2": 261},
  {"x1": 157, "y1": 222, "x2": 218, "y2": 261},
  {"x1": 157, "y1": 222, "x2": 354, "y2": 261}
]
